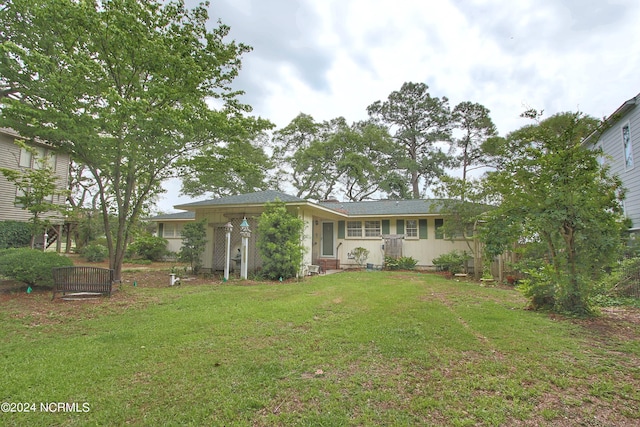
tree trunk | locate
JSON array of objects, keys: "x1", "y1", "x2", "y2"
[{"x1": 411, "y1": 170, "x2": 420, "y2": 199}]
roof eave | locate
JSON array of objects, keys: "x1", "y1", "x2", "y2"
[{"x1": 583, "y1": 93, "x2": 639, "y2": 145}]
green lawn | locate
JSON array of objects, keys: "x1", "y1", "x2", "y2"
[{"x1": 1, "y1": 271, "x2": 639, "y2": 426}]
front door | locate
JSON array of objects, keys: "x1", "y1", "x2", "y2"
[{"x1": 322, "y1": 222, "x2": 334, "y2": 256}]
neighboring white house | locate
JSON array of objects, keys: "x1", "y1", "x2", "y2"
[
  {"x1": 150, "y1": 211, "x2": 195, "y2": 254},
  {"x1": 0, "y1": 128, "x2": 71, "y2": 249},
  {"x1": 155, "y1": 190, "x2": 473, "y2": 274},
  {"x1": 583, "y1": 92, "x2": 640, "y2": 231}
]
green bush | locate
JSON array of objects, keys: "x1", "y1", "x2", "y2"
[
  {"x1": 178, "y1": 219, "x2": 207, "y2": 274},
  {"x1": 0, "y1": 221, "x2": 32, "y2": 249},
  {"x1": 517, "y1": 264, "x2": 557, "y2": 310},
  {"x1": 384, "y1": 256, "x2": 418, "y2": 270},
  {"x1": 432, "y1": 250, "x2": 468, "y2": 274},
  {"x1": 256, "y1": 200, "x2": 304, "y2": 280},
  {"x1": 127, "y1": 235, "x2": 168, "y2": 262},
  {"x1": 0, "y1": 248, "x2": 73, "y2": 286},
  {"x1": 81, "y1": 243, "x2": 108, "y2": 262},
  {"x1": 596, "y1": 257, "x2": 640, "y2": 298}
]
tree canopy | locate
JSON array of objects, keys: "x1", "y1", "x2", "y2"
[
  {"x1": 0, "y1": 0, "x2": 267, "y2": 279},
  {"x1": 484, "y1": 111, "x2": 625, "y2": 314},
  {"x1": 367, "y1": 82, "x2": 452, "y2": 198}
]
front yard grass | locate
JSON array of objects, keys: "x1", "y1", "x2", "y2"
[{"x1": 1, "y1": 271, "x2": 639, "y2": 426}]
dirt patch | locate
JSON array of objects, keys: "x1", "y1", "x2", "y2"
[{"x1": 572, "y1": 306, "x2": 640, "y2": 343}]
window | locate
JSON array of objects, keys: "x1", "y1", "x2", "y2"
[
  {"x1": 19, "y1": 147, "x2": 32, "y2": 168},
  {"x1": 364, "y1": 221, "x2": 381, "y2": 237},
  {"x1": 346, "y1": 220, "x2": 381, "y2": 238},
  {"x1": 162, "y1": 223, "x2": 182, "y2": 238},
  {"x1": 435, "y1": 218, "x2": 444, "y2": 239},
  {"x1": 623, "y1": 122, "x2": 633, "y2": 170},
  {"x1": 347, "y1": 221, "x2": 362, "y2": 237},
  {"x1": 19, "y1": 146, "x2": 55, "y2": 171},
  {"x1": 406, "y1": 219, "x2": 418, "y2": 238}
]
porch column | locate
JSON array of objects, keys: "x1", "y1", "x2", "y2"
[{"x1": 240, "y1": 217, "x2": 251, "y2": 280}]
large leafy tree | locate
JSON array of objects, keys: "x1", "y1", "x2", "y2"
[
  {"x1": 367, "y1": 82, "x2": 452, "y2": 198},
  {"x1": 451, "y1": 101, "x2": 497, "y2": 185},
  {"x1": 177, "y1": 131, "x2": 275, "y2": 198},
  {"x1": 1, "y1": 0, "x2": 266, "y2": 280},
  {"x1": 485, "y1": 111, "x2": 625, "y2": 315},
  {"x1": 272, "y1": 114, "x2": 401, "y2": 201},
  {"x1": 335, "y1": 120, "x2": 401, "y2": 201},
  {"x1": 271, "y1": 114, "x2": 343, "y2": 200}
]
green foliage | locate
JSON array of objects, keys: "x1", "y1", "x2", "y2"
[
  {"x1": 272, "y1": 114, "x2": 399, "y2": 201},
  {"x1": 128, "y1": 235, "x2": 168, "y2": 262},
  {"x1": 485, "y1": 112, "x2": 626, "y2": 315},
  {"x1": 256, "y1": 200, "x2": 305, "y2": 280},
  {"x1": 0, "y1": 221, "x2": 32, "y2": 249},
  {"x1": 432, "y1": 250, "x2": 468, "y2": 274},
  {"x1": 384, "y1": 256, "x2": 418, "y2": 270},
  {"x1": 0, "y1": 0, "x2": 267, "y2": 280},
  {"x1": 517, "y1": 264, "x2": 558, "y2": 311},
  {"x1": 80, "y1": 244, "x2": 108, "y2": 263},
  {"x1": 351, "y1": 247, "x2": 370, "y2": 267},
  {"x1": 179, "y1": 219, "x2": 207, "y2": 274},
  {"x1": 367, "y1": 82, "x2": 452, "y2": 198},
  {"x1": 178, "y1": 133, "x2": 275, "y2": 198},
  {"x1": 0, "y1": 248, "x2": 73, "y2": 286},
  {"x1": 450, "y1": 101, "x2": 498, "y2": 180},
  {"x1": 596, "y1": 257, "x2": 640, "y2": 298}
]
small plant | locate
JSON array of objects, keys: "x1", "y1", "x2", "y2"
[
  {"x1": 432, "y1": 250, "x2": 468, "y2": 274},
  {"x1": 81, "y1": 243, "x2": 108, "y2": 262},
  {"x1": 351, "y1": 247, "x2": 370, "y2": 268},
  {"x1": 384, "y1": 256, "x2": 418, "y2": 270},
  {"x1": 0, "y1": 248, "x2": 73, "y2": 286},
  {"x1": 179, "y1": 219, "x2": 207, "y2": 274}
]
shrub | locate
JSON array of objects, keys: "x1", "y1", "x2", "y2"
[
  {"x1": 178, "y1": 219, "x2": 207, "y2": 274},
  {"x1": 0, "y1": 221, "x2": 32, "y2": 249},
  {"x1": 384, "y1": 256, "x2": 418, "y2": 270},
  {"x1": 81, "y1": 243, "x2": 108, "y2": 262},
  {"x1": 517, "y1": 264, "x2": 557, "y2": 310},
  {"x1": 432, "y1": 250, "x2": 468, "y2": 274},
  {"x1": 352, "y1": 247, "x2": 370, "y2": 267},
  {"x1": 128, "y1": 235, "x2": 168, "y2": 261},
  {"x1": 0, "y1": 248, "x2": 73, "y2": 286},
  {"x1": 596, "y1": 257, "x2": 640, "y2": 298},
  {"x1": 256, "y1": 200, "x2": 304, "y2": 280}
]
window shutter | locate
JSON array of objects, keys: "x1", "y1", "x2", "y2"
[
  {"x1": 419, "y1": 219, "x2": 428, "y2": 239},
  {"x1": 397, "y1": 219, "x2": 405, "y2": 235},
  {"x1": 382, "y1": 220, "x2": 390, "y2": 235},
  {"x1": 338, "y1": 221, "x2": 345, "y2": 239}
]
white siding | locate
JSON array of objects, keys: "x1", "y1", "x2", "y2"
[
  {"x1": 0, "y1": 131, "x2": 70, "y2": 224},
  {"x1": 596, "y1": 105, "x2": 640, "y2": 228}
]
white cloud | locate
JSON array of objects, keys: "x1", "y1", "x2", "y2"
[{"x1": 157, "y1": 0, "x2": 640, "y2": 211}]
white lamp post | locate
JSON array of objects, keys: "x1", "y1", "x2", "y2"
[
  {"x1": 239, "y1": 217, "x2": 251, "y2": 280},
  {"x1": 224, "y1": 221, "x2": 233, "y2": 281}
]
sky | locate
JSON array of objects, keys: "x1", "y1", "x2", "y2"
[{"x1": 157, "y1": 0, "x2": 640, "y2": 212}]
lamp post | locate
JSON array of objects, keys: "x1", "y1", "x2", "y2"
[
  {"x1": 224, "y1": 221, "x2": 233, "y2": 281},
  {"x1": 239, "y1": 217, "x2": 251, "y2": 280}
]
